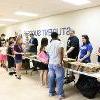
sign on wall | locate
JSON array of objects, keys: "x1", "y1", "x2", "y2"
[{"x1": 24, "y1": 27, "x2": 72, "y2": 36}]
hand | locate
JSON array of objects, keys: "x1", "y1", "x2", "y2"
[
  {"x1": 29, "y1": 44, "x2": 34, "y2": 46},
  {"x1": 21, "y1": 53, "x2": 24, "y2": 55},
  {"x1": 65, "y1": 53, "x2": 68, "y2": 58},
  {"x1": 12, "y1": 55, "x2": 15, "y2": 58},
  {"x1": 43, "y1": 61, "x2": 48, "y2": 64},
  {"x1": 77, "y1": 59, "x2": 82, "y2": 62},
  {"x1": 59, "y1": 62, "x2": 64, "y2": 67},
  {"x1": 96, "y1": 52, "x2": 100, "y2": 56}
]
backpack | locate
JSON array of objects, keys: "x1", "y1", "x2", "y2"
[
  {"x1": 76, "y1": 75, "x2": 100, "y2": 99},
  {"x1": 37, "y1": 51, "x2": 48, "y2": 64}
]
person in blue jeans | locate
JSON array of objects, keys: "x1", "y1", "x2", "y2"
[{"x1": 48, "y1": 32, "x2": 65, "y2": 99}]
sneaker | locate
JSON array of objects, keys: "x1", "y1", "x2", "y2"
[
  {"x1": 15, "y1": 74, "x2": 17, "y2": 77},
  {"x1": 17, "y1": 75, "x2": 21, "y2": 80},
  {"x1": 49, "y1": 93, "x2": 55, "y2": 97},
  {"x1": 58, "y1": 95, "x2": 65, "y2": 100},
  {"x1": 9, "y1": 72, "x2": 13, "y2": 75},
  {"x1": 12, "y1": 72, "x2": 16, "y2": 74},
  {"x1": 17, "y1": 76, "x2": 21, "y2": 80},
  {"x1": 49, "y1": 92, "x2": 56, "y2": 96},
  {"x1": 15, "y1": 74, "x2": 21, "y2": 80}
]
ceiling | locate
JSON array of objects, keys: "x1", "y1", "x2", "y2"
[{"x1": 0, "y1": 0, "x2": 100, "y2": 26}]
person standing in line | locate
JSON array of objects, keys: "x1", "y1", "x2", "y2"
[
  {"x1": 48, "y1": 32, "x2": 65, "y2": 99},
  {"x1": 66, "y1": 30, "x2": 79, "y2": 59},
  {"x1": 14, "y1": 37, "x2": 23, "y2": 80},
  {"x1": 37, "y1": 38, "x2": 48, "y2": 87}
]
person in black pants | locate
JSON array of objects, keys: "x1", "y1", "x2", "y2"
[
  {"x1": 29, "y1": 33, "x2": 38, "y2": 71},
  {"x1": 7, "y1": 41, "x2": 15, "y2": 75},
  {"x1": 65, "y1": 29, "x2": 79, "y2": 84}
]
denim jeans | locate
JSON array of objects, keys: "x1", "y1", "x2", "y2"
[{"x1": 48, "y1": 64, "x2": 65, "y2": 96}]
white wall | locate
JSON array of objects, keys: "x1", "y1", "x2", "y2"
[{"x1": 0, "y1": 6, "x2": 100, "y2": 62}]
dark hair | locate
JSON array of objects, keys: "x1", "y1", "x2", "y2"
[
  {"x1": 9, "y1": 37, "x2": 13, "y2": 41},
  {"x1": 16, "y1": 37, "x2": 22, "y2": 45},
  {"x1": 40, "y1": 38, "x2": 48, "y2": 51},
  {"x1": 9, "y1": 41, "x2": 14, "y2": 46},
  {"x1": 1, "y1": 34, "x2": 5, "y2": 37},
  {"x1": 82, "y1": 35, "x2": 90, "y2": 45},
  {"x1": 13, "y1": 37, "x2": 17, "y2": 41},
  {"x1": 51, "y1": 32, "x2": 58, "y2": 39},
  {"x1": 50, "y1": 38, "x2": 61, "y2": 42}
]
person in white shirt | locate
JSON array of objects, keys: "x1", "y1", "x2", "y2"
[{"x1": 48, "y1": 32, "x2": 65, "y2": 99}]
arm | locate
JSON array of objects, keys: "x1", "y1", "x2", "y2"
[
  {"x1": 98, "y1": 53, "x2": 100, "y2": 56},
  {"x1": 14, "y1": 51, "x2": 24, "y2": 55},
  {"x1": 66, "y1": 47, "x2": 75, "y2": 55},
  {"x1": 96, "y1": 52, "x2": 100, "y2": 56},
  {"x1": 28, "y1": 39, "x2": 34, "y2": 46},
  {"x1": 77, "y1": 51, "x2": 81, "y2": 60},
  {"x1": 60, "y1": 47, "x2": 64, "y2": 66},
  {"x1": 29, "y1": 43, "x2": 34, "y2": 46},
  {"x1": 78, "y1": 51, "x2": 91, "y2": 62},
  {"x1": 7, "y1": 54, "x2": 15, "y2": 58}
]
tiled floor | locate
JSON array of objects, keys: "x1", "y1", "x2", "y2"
[{"x1": 0, "y1": 68, "x2": 100, "y2": 100}]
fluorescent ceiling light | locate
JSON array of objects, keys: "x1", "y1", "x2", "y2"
[
  {"x1": 0, "y1": 19, "x2": 19, "y2": 22},
  {"x1": 15, "y1": 11, "x2": 38, "y2": 17},
  {"x1": 63, "y1": 0, "x2": 91, "y2": 5},
  {"x1": 0, "y1": 24, "x2": 6, "y2": 26}
]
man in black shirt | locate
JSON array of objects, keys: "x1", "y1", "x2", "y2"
[
  {"x1": 28, "y1": 34, "x2": 38, "y2": 71},
  {"x1": 29, "y1": 33, "x2": 38, "y2": 54},
  {"x1": 0, "y1": 34, "x2": 6, "y2": 47},
  {"x1": 66, "y1": 30, "x2": 79, "y2": 59},
  {"x1": 64, "y1": 29, "x2": 79, "y2": 85}
]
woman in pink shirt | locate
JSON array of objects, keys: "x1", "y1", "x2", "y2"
[{"x1": 37, "y1": 38, "x2": 48, "y2": 87}]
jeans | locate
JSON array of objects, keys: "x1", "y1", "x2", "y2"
[{"x1": 48, "y1": 64, "x2": 65, "y2": 96}]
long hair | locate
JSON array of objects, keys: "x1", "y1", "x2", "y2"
[
  {"x1": 40, "y1": 38, "x2": 48, "y2": 52},
  {"x1": 82, "y1": 35, "x2": 90, "y2": 45},
  {"x1": 16, "y1": 37, "x2": 22, "y2": 45}
]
